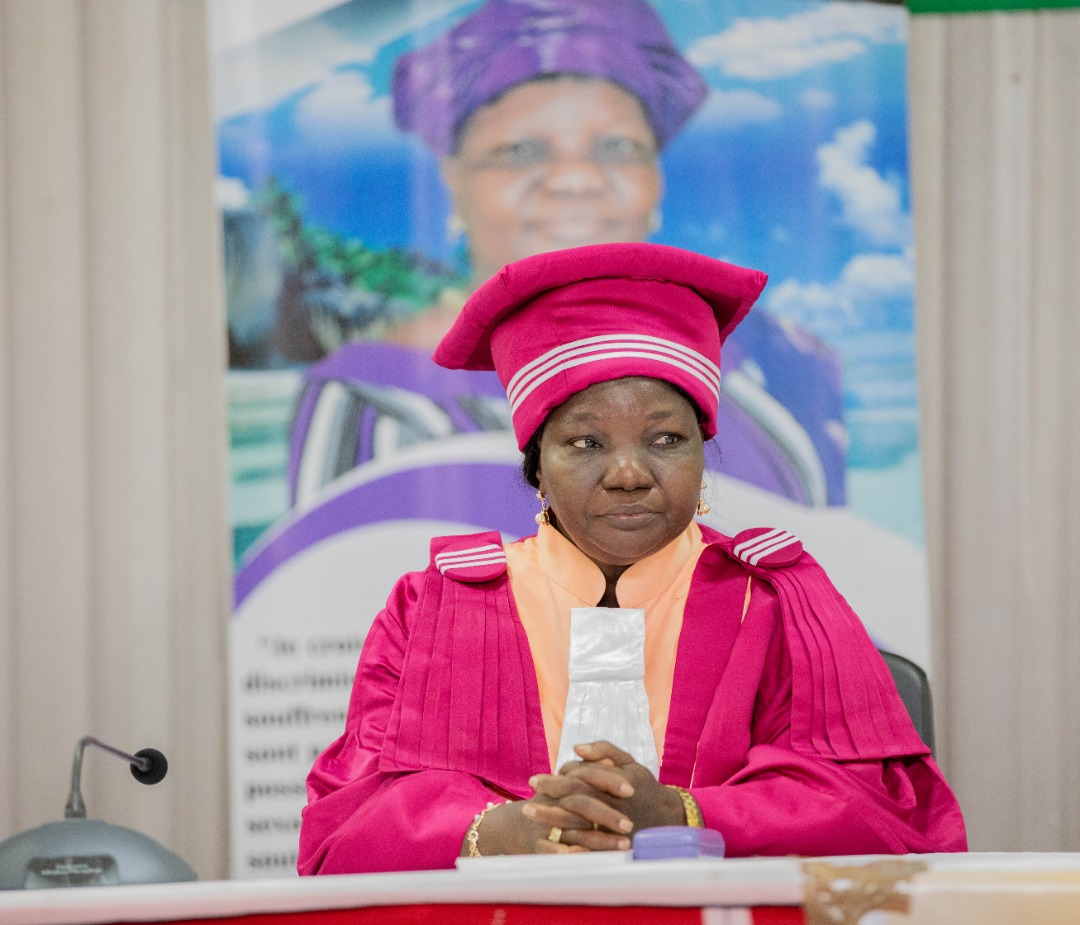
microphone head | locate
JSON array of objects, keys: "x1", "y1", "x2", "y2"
[{"x1": 130, "y1": 749, "x2": 168, "y2": 786}]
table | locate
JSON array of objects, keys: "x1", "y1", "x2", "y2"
[{"x1": 1, "y1": 852, "x2": 1079, "y2": 925}]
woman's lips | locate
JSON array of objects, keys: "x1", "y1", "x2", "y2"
[
  {"x1": 601, "y1": 509, "x2": 657, "y2": 528},
  {"x1": 525, "y1": 215, "x2": 627, "y2": 245}
]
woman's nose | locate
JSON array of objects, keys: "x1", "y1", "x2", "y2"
[
  {"x1": 540, "y1": 155, "x2": 607, "y2": 196},
  {"x1": 603, "y1": 451, "x2": 654, "y2": 491}
]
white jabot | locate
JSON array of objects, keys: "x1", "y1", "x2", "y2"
[{"x1": 555, "y1": 607, "x2": 659, "y2": 776}]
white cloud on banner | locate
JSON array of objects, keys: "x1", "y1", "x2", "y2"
[
  {"x1": 686, "y1": 3, "x2": 905, "y2": 80},
  {"x1": 212, "y1": 0, "x2": 472, "y2": 121},
  {"x1": 692, "y1": 89, "x2": 783, "y2": 130},
  {"x1": 765, "y1": 251, "x2": 914, "y2": 342},
  {"x1": 800, "y1": 88, "x2": 837, "y2": 112},
  {"x1": 842, "y1": 251, "x2": 915, "y2": 301},
  {"x1": 818, "y1": 120, "x2": 910, "y2": 247},
  {"x1": 293, "y1": 69, "x2": 393, "y2": 143},
  {"x1": 214, "y1": 20, "x2": 374, "y2": 121},
  {"x1": 216, "y1": 176, "x2": 252, "y2": 210},
  {"x1": 211, "y1": 0, "x2": 352, "y2": 53}
]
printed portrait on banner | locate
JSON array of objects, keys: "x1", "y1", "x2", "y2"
[{"x1": 213, "y1": 0, "x2": 924, "y2": 877}]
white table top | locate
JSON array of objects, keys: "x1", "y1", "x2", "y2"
[{"x1": 2, "y1": 852, "x2": 1080, "y2": 925}]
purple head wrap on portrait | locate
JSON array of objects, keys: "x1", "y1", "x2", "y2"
[{"x1": 392, "y1": 0, "x2": 707, "y2": 155}]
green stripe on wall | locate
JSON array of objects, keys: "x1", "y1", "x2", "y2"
[{"x1": 909, "y1": 0, "x2": 1080, "y2": 12}]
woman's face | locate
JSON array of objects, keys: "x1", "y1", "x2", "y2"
[
  {"x1": 537, "y1": 377, "x2": 704, "y2": 571},
  {"x1": 443, "y1": 76, "x2": 662, "y2": 283}
]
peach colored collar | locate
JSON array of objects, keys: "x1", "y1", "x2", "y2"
[{"x1": 535, "y1": 521, "x2": 704, "y2": 608}]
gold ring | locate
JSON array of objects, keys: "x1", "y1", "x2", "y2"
[{"x1": 547, "y1": 826, "x2": 562, "y2": 844}]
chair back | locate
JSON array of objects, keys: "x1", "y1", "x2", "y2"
[{"x1": 878, "y1": 649, "x2": 935, "y2": 754}]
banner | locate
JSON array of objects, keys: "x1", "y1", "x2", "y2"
[{"x1": 213, "y1": 0, "x2": 928, "y2": 877}]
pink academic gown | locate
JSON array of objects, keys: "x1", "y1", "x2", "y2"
[{"x1": 298, "y1": 525, "x2": 966, "y2": 874}]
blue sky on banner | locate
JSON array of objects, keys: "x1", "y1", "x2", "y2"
[{"x1": 216, "y1": 0, "x2": 920, "y2": 534}]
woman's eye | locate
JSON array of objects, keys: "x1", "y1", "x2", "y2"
[
  {"x1": 473, "y1": 139, "x2": 551, "y2": 170},
  {"x1": 592, "y1": 135, "x2": 655, "y2": 166},
  {"x1": 569, "y1": 437, "x2": 599, "y2": 449},
  {"x1": 652, "y1": 433, "x2": 680, "y2": 446}
]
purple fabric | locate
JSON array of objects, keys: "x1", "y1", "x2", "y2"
[
  {"x1": 298, "y1": 528, "x2": 966, "y2": 874},
  {"x1": 392, "y1": 0, "x2": 707, "y2": 155},
  {"x1": 724, "y1": 309, "x2": 847, "y2": 505}
]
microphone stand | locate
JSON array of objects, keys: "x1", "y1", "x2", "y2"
[{"x1": 65, "y1": 737, "x2": 168, "y2": 819}]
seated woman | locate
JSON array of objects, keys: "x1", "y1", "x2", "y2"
[{"x1": 297, "y1": 243, "x2": 966, "y2": 874}]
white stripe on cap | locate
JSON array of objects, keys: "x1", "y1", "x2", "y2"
[
  {"x1": 734, "y1": 529, "x2": 800, "y2": 567},
  {"x1": 508, "y1": 334, "x2": 718, "y2": 394},
  {"x1": 507, "y1": 334, "x2": 720, "y2": 415},
  {"x1": 434, "y1": 544, "x2": 506, "y2": 574}
]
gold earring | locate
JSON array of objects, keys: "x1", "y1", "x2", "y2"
[
  {"x1": 447, "y1": 213, "x2": 466, "y2": 240},
  {"x1": 696, "y1": 482, "x2": 711, "y2": 517},
  {"x1": 535, "y1": 489, "x2": 550, "y2": 526}
]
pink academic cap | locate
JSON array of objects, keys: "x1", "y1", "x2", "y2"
[{"x1": 432, "y1": 243, "x2": 767, "y2": 449}]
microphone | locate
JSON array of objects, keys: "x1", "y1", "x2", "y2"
[
  {"x1": 64, "y1": 738, "x2": 168, "y2": 819},
  {"x1": 0, "y1": 736, "x2": 195, "y2": 889}
]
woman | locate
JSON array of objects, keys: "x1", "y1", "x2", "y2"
[
  {"x1": 297, "y1": 243, "x2": 966, "y2": 873},
  {"x1": 384, "y1": 0, "x2": 701, "y2": 346}
]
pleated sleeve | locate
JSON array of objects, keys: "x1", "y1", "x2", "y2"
[
  {"x1": 675, "y1": 535, "x2": 967, "y2": 856},
  {"x1": 298, "y1": 570, "x2": 500, "y2": 874}
]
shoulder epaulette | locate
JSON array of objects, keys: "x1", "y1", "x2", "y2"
[
  {"x1": 429, "y1": 531, "x2": 507, "y2": 583},
  {"x1": 730, "y1": 527, "x2": 804, "y2": 568}
]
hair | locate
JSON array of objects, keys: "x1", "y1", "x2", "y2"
[
  {"x1": 519, "y1": 378, "x2": 707, "y2": 490},
  {"x1": 521, "y1": 423, "x2": 546, "y2": 490}
]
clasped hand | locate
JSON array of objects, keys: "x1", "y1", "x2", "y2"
[{"x1": 466, "y1": 741, "x2": 685, "y2": 856}]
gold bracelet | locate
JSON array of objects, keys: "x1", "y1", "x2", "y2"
[
  {"x1": 465, "y1": 802, "x2": 499, "y2": 858},
  {"x1": 670, "y1": 785, "x2": 703, "y2": 828}
]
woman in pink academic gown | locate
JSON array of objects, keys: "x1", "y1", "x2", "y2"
[{"x1": 298, "y1": 243, "x2": 967, "y2": 874}]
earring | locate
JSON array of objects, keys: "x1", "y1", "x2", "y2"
[
  {"x1": 535, "y1": 489, "x2": 550, "y2": 526},
  {"x1": 446, "y1": 213, "x2": 466, "y2": 241},
  {"x1": 696, "y1": 482, "x2": 711, "y2": 517}
]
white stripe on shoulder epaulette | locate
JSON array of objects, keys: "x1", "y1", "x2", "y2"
[
  {"x1": 732, "y1": 527, "x2": 804, "y2": 568},
  {"x1": 434, "y1": 542, "x2": 507, "y2": 583}
]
